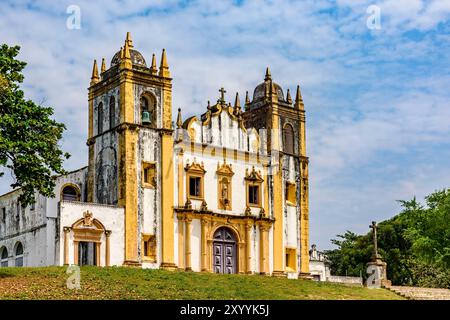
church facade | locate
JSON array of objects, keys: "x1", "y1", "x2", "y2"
[{"x1": 0, "y1": 33, "x2": 310, "y2": 276}]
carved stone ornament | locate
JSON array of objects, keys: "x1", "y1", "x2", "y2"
[{"x1": 82, "y1": 211, "x2": 94, "y2": 227}]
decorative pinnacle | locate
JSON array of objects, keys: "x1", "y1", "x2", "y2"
[
  {"x1": 125, "y1": 31, "x2": 133, "y2": 48},
  {"x1": 264, "y1": 67, "x2": 271, "y2": 81},
  {"x1": 234, "y1": 92, "x2": 241, "y2": 115},
  {"x1": 150, "y1": 53, "x2": 158, "y2": 75},
  {"x1": 123, "y1": 38, "x2": 131, "y2": 60},
  {"x1": 101, "y1": 58, "x2": 106, "y2": 73},
  {"x1": 295, "y1": 85, "x2": 304, "y2": 110},
  {"x1": 245, "y1": 90, "x2": 250, "y2": 105},
  {"x1": 286, "y1": 88, "x2": 292, "y2": 104},
  {"x1": 90, "y1": 59, "x2": 99, "y2": 84},
  {"x1": 207, "y1": 100, "x2": 211, "y2": 110},
  {"x1": 159, "y1": 48, "x2": 170, "y2": 77},
  {"x1": 176, "y1": 108, "x2": 183, "y2": 128}
]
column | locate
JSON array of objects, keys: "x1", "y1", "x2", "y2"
[
  {"x1": 177, "y1": 215, "x2": 185, "y2": 269},
  {"x1": 201, "y1": 218, "x2": 208, "y2": 272},
  {"x1": 73, "y1": 241, "x2": 79, "y2": 266},
  {"x1": 105, "y1": 230, "x2": 111, "y2": 267},
  {"x1": 185, "y1": 217, "x2": 192, "y2": 271},
  {"x1": 245, "y1": 223, "x2": 253, "y2": 273},
  {"x1": 63, "y1": 227, "x2": 71, "y2": 265},
  {"x1": 259, "y1": 224, "x2": 270, "y2": 275},
  {"x1": 95, "y1": 243, "x2": 101, "y2": 266}
]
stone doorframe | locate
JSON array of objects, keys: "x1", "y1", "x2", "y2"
[
  {"x1": 63, "y1": 211, "x2": 112, "y2": 266},
  {"x1": 175, "y1": 209, "x2": 273, "y2": 274}
]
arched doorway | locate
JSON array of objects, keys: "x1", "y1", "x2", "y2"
[{"x1": 213, "y1": 227, "x2": 237, "y2": 274}]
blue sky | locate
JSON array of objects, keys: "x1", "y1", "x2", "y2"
[{"x1": 1, "y1": 0, "x2": 449, "y2": 249}]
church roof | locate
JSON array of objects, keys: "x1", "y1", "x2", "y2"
[{"x1": 111, "y1": 48, "x2": 147, "y2": 67}]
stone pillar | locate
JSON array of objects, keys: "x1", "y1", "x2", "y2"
[
  {"x1": 239, "y1": 242, "x2": 246, "y2": 274},
  {"x1": 63, "y1": 227, "x2": 71, "y2": 265},
  {"x1": 259, "y1": 224, "x2": 270, "y2": 275},
  {"x1": 185, "y1": 217, "x2": 192, "y2": 271},
  {"x1": 177, "y1": 216, "x2": 185, "y2": 270},
  {"x1": 201, "y1": 218, "x2": 208, "y2": 272},
  {"x1": 73, "y1": 241, "x2": 79, "y2": 266},
  {"x1": 105, "y1": 230, "x2": 111, "y2": 267},
  {"x1": 245, "y1": 223, "x2": 253, "y2": 273},
  {"x1": 95, "y1": 242, "x2": 101, "y2": 266}
]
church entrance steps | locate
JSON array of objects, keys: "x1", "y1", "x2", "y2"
[{"x1": 388, "y1": 286, "x2": 450, "y2": 300}]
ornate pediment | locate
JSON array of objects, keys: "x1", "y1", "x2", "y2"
[
  {"x1": 71, "y1": 211, "x2": 105, "y2": 231},
  {"x1": 245, "y1": 166, "x2": 264, "y2": 182},
  {"x1": 185, "y1": 158, "x2": 206, "y2": 174},
  {"x1": 216, "y1": 160, "x2": 234, "y2": 177}
]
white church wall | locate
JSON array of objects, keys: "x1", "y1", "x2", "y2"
[
  {"x1": 190, "y1": 219, "x2": 201, "y2": 272},
  {"x1": 59, "y1": 201, "x2": 125, "y2": 266},
  {"x1": 285, "y1": 205, "x2": 297, "y2": 248}
]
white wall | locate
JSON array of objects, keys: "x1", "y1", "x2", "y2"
[{"x1": 59, "y1": 201, "x2": 124, "y2": 266}]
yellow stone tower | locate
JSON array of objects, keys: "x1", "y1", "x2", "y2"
[{"x1": 87, "y1": 33, "x2": 175, "y2": 267}]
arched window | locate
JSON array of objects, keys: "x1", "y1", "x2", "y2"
[
  {"x1": 15, "y1": 242, "x2": 23, "y2": 267},
  {"x1": 97, "y1": 102, "x2": 103, "y2": 134},
  {"x1": 140, "y1": 95, "x2": 155, "y2": 126},
  {"x1": 61, "y1": 185, "x2": 80, "y2": 201},
  {"x1": 283, "y1": 124, "x2": 295, "y2": 155},
  {"x1": 0, "y1": 247, "x2": 8, "y2": 267},
  {"x1": 109, "y1": 96, "x2": 115, "y2": 129}
]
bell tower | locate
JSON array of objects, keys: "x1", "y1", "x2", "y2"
[
  {"x1": 87, "y1": 33, "x2": 175, "y2": 267},
  {"x1": 242, "y1": 68, "x2": 310, "y2": 276}
]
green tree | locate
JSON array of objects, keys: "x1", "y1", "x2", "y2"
[
  {"x1": 0, "y1": 44, "x2": 69, "y2": 206},
  {"x1": 325, "y1": 190, "x2": 450, "y2": 288}
]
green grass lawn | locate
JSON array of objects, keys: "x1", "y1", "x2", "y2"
[{"x1": 0, "y1": 266, "x2": 403, "y2": 300}]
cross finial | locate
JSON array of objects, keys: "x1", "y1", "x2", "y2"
[{"x1": 219, "y1": 87, "x2": 227, "y2": 103}]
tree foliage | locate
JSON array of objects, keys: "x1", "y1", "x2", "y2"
[
  {"x1": 0, "y1": 44, "x2": 69, "y2": 206},
  {"x1": 325, "y1": 190, "x2": 450, "y2": 288}
]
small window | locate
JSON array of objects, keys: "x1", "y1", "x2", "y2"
[
  {"x1": 61, "y1": 185, "x2": 80, "y2": 201},
  {"x1": 189, "y1": 176, "x2": 202, "y2": 198},
  {"x1": 142, "y1": 234, "x2": 156, "y2": 261},
  {"x1": 142, "y1": 162, "x2": 156, "y2": 188},
  {"x1": 285, "y1": 248, "x2": 296, "y2": 271},
  {"x1": 16, "y1": 202, "x2": 20, "y2": 220},
  {"x1": 109, "y1": 96, "x2": 115, "y2": 129},
  {"x1": 0, "y1": 247, "x2": 8, "y2": 267},
  {"x1": 1, "y1": 207, "x2": 5, "y2": 222},
  {"x1": 97, "y1": 102, "x2": 104, "y2": 135},
  {"x1": 248, "y1": 185, "x2": 260, "y2": 206},
  {"x1": 15, "y1": 242, "x2": 23, "y2": 267},
  {"x1": 286, "y1": 182, "x2": 296, "y2": 206},
  {"x1": 283, "y1": 124, "x2": 295, "y2": 154}
]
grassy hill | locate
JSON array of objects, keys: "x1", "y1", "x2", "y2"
[{"x1": 0, "y1": 267, "x2": 402, "y2": 300}]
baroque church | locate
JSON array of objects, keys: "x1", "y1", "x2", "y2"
[{"x1": 0, "y1": 33, "x2": 310, "y2": 277}]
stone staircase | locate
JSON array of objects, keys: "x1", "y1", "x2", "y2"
[{"x1": 389, "y1": 285, "x2": 450, "y2": 300}]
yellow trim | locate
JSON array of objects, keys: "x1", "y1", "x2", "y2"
[{"x1": 160, "y1": 130, "x2": 176, "y2": 269}]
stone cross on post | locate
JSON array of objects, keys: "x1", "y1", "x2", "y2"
[
  {"x1": 369, "y1": 221, "x2": 381, "y2": 261},
  {"x1": 219, "y1": 87, "x2": 227, "y2": 103}
]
